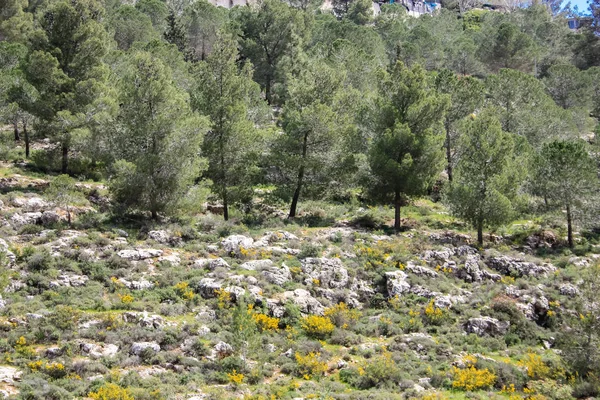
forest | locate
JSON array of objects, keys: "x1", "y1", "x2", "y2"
[{"x1": 0, "y1": 0, "x2": 600, "y2": 398}]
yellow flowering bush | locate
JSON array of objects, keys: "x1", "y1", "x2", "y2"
[
  {"x1": 89, "y1": 383, "x2": 134, "y2": 400},
  {"x1": 227, "y1": 369, "x2": 245, "y2": 385},
  {"x1": 324, "y1": 302, "x2": 361, "y2": 329},
  {"x1": 301, "y1": 315, "x2": 335, "y2": 338},
  {"x1": 451, "y1": 366, "x2": 496, "y2": 391},
  {"x1": 174, "y1": 281, "x2": 195, "y2": 301},
  {"x1": 215, "y1": 288, "x2": 231, "y2": 309},
  {"x1": 519, "y1": 353, "x2": 550, "y2": 380},
  {"x1": 295, "y1": 351, "x2": 328, "y2": 379},
  {"x1": 118, "y1": 293, "x2": 134, "y2": 304},
  {"x1": 252, "y1": 313, "x2": 280, "y2": 332},
  {"x1": 423, "y1": 300, "x2": 447, "y2": 325}
]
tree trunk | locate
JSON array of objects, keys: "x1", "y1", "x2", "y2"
[
  {"x1": 151, "y1": 209, "x2": 158, "y2": 220},
  {"x1": 66, "y1": 205, "x2": 72, "y2": 227},
  {"x1": 567, "y1": 204, "x2": 573, "y2": 248},
  {"x1": 265, "y1": 74, "x2": 272, "y2": 104},
  {"x1": 477, "y1": 219, "x2": 483, "y2": 247},
  {"x1": 61, "y1": 143, "x2": 68, "y2": 174},
  {"x1": 23, "y1": 122, "x2": 29, "y2": 158},
  {"x1": 289, "y1": 131, "x2": 309, "y2": 219},
  {"x1": 445, "y1": 120, "x2": 453, "y2": 182},
  {"x1": 13, "y1": 121, "x2": 20, "y2": 141},
  {"x1": 223, "y1": 185, "x2": 229, "y2": 221},
  {"x1": 394, "y1": 191, "x2": 401, "y2": 232},
  {"x1": 289, "y1": 165, "x2": 304, "y2": 219}
]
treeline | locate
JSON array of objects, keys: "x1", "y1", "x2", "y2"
[{"x1": 1, "y1": 0, "x2": 600, "y2": 245}]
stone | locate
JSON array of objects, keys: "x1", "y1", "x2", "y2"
[
  {"x1": 422, "y1": 247, "x2": 455, "y2": 266},
  {"x1": 41, "y1": 211, "x2": 60, "y2": 226},
  {"x1": 148, "y1": 230, "x2": 170, "y2": 244},
  {"x1": 118, "y1": 278, "x2": 154, "y2": 290},
  {"x1": 131, "y1": 342, "x2": 160, "y2": 355},
  {"x1": 487, "y1": 256, "x2": 556, "y2": 277},
  {"x1": 240, "y1": 259, "x2": 274, "y2": 270},
  {"x1": 49, "y1": 274, "x2": 89, "y2": 288},
  {"x1": 196, "y1": 307, "x2": 216, "y2": 321},
  {"x1": 0, "y1": 366, "x2": 22, "y2": 384},
  {"x1": 405, "y1": 262, "x2": 438, "y2": 278},
  {"x1": 45, "y1": 347, "x2": 63, "y2": 358},
  {"x1": 464, "y1": 317, "x2": 510, "y2": 336},
  {"x1": 197, "y1": 278, "x2": 222, "y2": 299},
  {"x1": 193, "y1": 258, "x2": 229, "y2": 270},
  {"x1": 213, "y1": 341, "x2": 233, "y2": 357},
  {"x1": 281, "y1": 289, "x2": 324, "y2": 315},
  {"x1": 221, "y1": 235, "x2": 254, "y2": 254},
  {"x1": 385, "y1": 271, "x2": 411, "y2": 297},
  {"x1": 10, "y1": 212, "x2": 42, "y2": 227},
  {"x1": 301, "y1": 257, "x2": 349, "y2": 289},
  {"x1": 158, "y1": 254, "x2": 181, "y2": 266},
  {"x1": 117, "y1": 249, "x2": 163, "y2": 260},
  {"x1": 259, "y1": 264, "x2": 290, "y2": 285},
  {"x1": 559, "y1": 283, "x2": 579, "y2": 297}
]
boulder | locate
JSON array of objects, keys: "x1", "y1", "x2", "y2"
[
  {"x1": 10, "y1": 212, "x2": 42, "y2": 227},
  {"x1": 193, "y1": 258, "x2": 229, "y2": 270},
  {"x1": 41, "y1": 211, "x2": 60, "y2": 226},
  {"x1": 197, "y1": 278, "x2": 222, "y2": 299},
  {"x1": 559, "y1": 283, "x2": 579, "y2": 297},
  {"x1": 385, "y1": 271, "x2": 411, "y2": 297},
  {"x1": 405, "y1": 262, "x2": 438, "y2": 278},
  {"x1": 213, "y1": 341, "x2": 233, "y2": 358},
  {"x1": 148, "y1": 230, "x2": 170, "y2": 244},
  {"x1": 281, "y1": 289, "x2": 324, "y2": 315},
  {"x1": 117, "y1": 249, "x2": 163, "y2": 261},
  {"x1": 464, "y1": 317, "x2": 510, "y2": 336},
  {"x1": 158, "y1": 254, "x2": 180, "y2": 266},
  {"x1": 49, "y1": 274, "x2": 89, "y2": 288},
  {"x1": 131, "y1": 342, "x2": 160, "y2": 355},
  {"x1": 487, "y1": 256, "x2": 556, "y2": 277},
  {"x1": 240, "y1": 259, "x2": 274, "y2": 271},
  {"x1": 301, "y1": 257, "x2": 349, "y2": 289},
  {"x1": 118, "y1": 278, "x2": 154, "y2": 290},
  {"x1": 261, "y1": 264, "x2": 292, "y2": 285},
  {"x1": 221, "y1": 235, "x2": 254, "y2": 255}
]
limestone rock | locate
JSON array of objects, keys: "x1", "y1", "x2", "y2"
[
  {"x1": 385, "y1": 270, "x2": 410, "y2": 297},
  {"x1": 221, "y1": 235, "x2": 254, "y2": 255},
  {"x1": 281, "y1": 289, "x2": 324, "y2": 315},
  {"x1": 301, "y1": 257, "x2": 348, "y2": 289},
  {"x1": 464, "y1": 317, "x2": 510, "y2": 336},
  {"x1": 131, "y1": 342, "x2": 160, "y2": 355},
  {"x1": 240, "y1": 259, "x2": 273, "y2": 271},
  {"x1": 193, "y1": 258, "x2": 229, "y2": 270},
  {"x1": 487, "y1": 256, "x2": 556, "y2": 277}
]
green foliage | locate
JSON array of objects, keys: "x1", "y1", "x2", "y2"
[
  {"x1": 191, "y1": 32, "x2": 267, "y2": 220},
  {"x1": 368, "y1": 62, "x2": 448, "y2": 231},
  {"x1": 108, "y1": 51, "x2": 208, "y2": 218},
  {"x1": 445, "y1": 110, "x2": 526, "y2": 244}
]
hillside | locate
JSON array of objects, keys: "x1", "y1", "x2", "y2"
[{"x1": 0, "y1": 146, "x2": 598, "y2": 399}]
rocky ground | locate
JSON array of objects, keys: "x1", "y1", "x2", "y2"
[{"x1": 0, "y1": 161, "x2": 596, "y2": 399}]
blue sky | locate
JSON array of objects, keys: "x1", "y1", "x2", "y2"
[{"x1": 568, "y1": 0, "x2": 591, "y2": 14}]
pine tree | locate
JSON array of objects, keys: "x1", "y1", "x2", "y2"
[
  {"x1": 446, "y1": 111, "x2": 526, "y2": 246},
  {"x1": 109, "y1": 51, "x2": 207, "y2": 218},
  {"x1": 368, "y1": 62, "x2": 448, "y2": 232},
  {"x1": 191, "y1": 33, "x2": 267, "y2": 220}
]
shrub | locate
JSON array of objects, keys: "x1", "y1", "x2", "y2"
[
  {"x1": 26, "y1": 249, "x2": 53, "y2": 271},
  {"x1": 294, "y1": 351, "x2": 328, "y2": 379},
  {"x1": 252, "y1": 313, "x2": 279, "y2": 332},
  {"x1": 324, "y1": 302, "x2": 361, "y2": 329},
  {"x1": 300, "y1": 315, "x2": 335, "y2": 338},
  {"x1": 227, "y1": 369, "x2": 245, "y2": 385},
  {"x1": 88, "y1": 383, "x2": 134, "y2": 400},
  {"x1": 519, "y1": 353, "x2": 550, "y2": 380},
  {"x1": 451, "y1": 366, "x2": 496, "y2": 391},
  {"x1": 422, "y1": 299, "x2": 448, "y2": 326}
]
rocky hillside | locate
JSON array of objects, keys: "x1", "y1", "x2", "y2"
[{"x1": 0, "y1": 165, "x2": 598, "y2": 400}]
